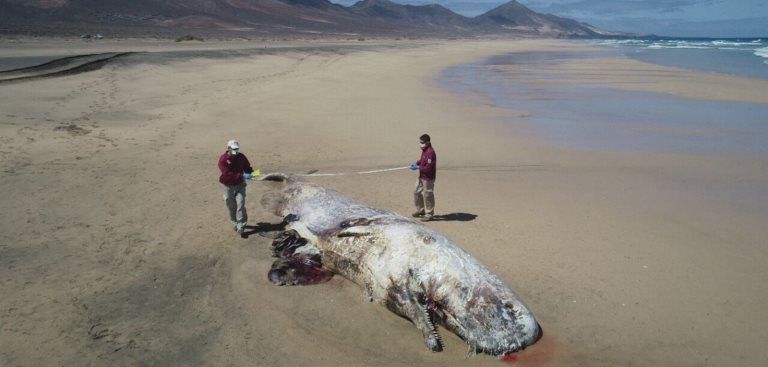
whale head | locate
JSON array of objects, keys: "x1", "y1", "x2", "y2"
[{"x1": 440, "y1": 284, "x2": 542, "y2": 356}]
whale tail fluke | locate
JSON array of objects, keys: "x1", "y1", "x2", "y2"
[
  {"x1": 258, "y1": 173, "x2": 292, "y2": 217},
  {"x1": 258, "y1": 172, "x2": 292, "y2": 183}
]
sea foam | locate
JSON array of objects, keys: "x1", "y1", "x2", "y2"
[
  {"x1": 592, "y1": 38, "x2": 768, "y2": 78},
  {"x1": 755, "y1": 47, "x2": 768, "y2": 60}
]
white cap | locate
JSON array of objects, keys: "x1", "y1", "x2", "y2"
[{"x1": 227, "y1": 139, "x2": 240, "y2": 150}]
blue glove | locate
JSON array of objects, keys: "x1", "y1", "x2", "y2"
[
  {"x1": 409, "y1": 163, "x2": 418, "y2": 171},
  {"x1": 244, "y1": 173, "x2": 253, "y2": 180}
]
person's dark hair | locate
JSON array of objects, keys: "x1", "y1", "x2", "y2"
[{"x1": 420, "y1": 134, "x2": 431, "y2": 143}]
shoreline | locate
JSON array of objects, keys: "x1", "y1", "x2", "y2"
[
  {"x1": 1, "y1": 39, "x2": 767, "y2": 366},
  {"x1": 437, "y1": 49, "x2": 768, "y2": 156}
]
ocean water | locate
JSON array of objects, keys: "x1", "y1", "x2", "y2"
[
  {"x1": 593, "y1": 38, "x2": 768, "y2": 80},
  {"x1": 438, "y1": 45, "x2": 768, "y2": 156}
]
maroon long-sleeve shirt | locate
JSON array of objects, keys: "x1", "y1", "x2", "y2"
[
  {"x1": 218, "y1": 151, "x2": 254, "y2": 186},
  {"x1": 417, "y1": 144, "x2": 436, "y2": 180}
]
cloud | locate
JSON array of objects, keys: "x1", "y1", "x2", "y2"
[
  {"x1": 409, "y1": 1, "x2": 508, "y2": 16},
  {"x1": 590, "y1": 16, "x2": 768, "y2": 37},
  {"x1": 439, "y1": 2, "x2": 508, "y2": 16},
  {"x1": 523, "y1": 0, "x2": 767, "y2": 36},
  {"x1": 527, "y1": 0, "x2": 713, "y2": 16},
  {"x1": 329, "y1": 0, "x2": 507, "y2": 16}
]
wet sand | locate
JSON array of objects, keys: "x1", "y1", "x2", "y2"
[
  {"x1": 440, "y1": 49, "x2": 768, "y2": 155},
  {"x1": 1, "y1": 38, "x2": 767, "y2": 366}
]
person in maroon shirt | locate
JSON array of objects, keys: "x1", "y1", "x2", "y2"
[
  {"x1": 218, "y1": 139, "x2": 255, "y2": 235},
  {"x1": 410, "y1": 133, "x2": 436, "y2": 221}
]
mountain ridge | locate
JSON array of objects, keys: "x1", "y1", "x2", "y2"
[{"x1": 0, "y1": 0, "x2": 629, "y2": 37}]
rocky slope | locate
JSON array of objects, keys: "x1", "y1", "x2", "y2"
[{"x1": 0, "y1": 0, "x2": 621, "y2": 37}]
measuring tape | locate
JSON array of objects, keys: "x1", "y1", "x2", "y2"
[{"x1": 296, "y1": 166, "x2": 411, "y2": 177}]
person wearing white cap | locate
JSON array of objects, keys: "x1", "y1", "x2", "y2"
[{"x1": 218, "y1": 139, "x2": 256, "y2": 235}]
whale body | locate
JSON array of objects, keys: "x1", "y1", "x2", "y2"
[{"x1": 260, "y1": 173, "x2": 542, "y2": 357}]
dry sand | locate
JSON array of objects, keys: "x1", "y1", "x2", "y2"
[{"x1": 1, "y1": 38, "x2": 767, "y2": 366}]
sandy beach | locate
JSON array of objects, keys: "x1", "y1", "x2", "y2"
[{"x1": 1, "y1": 38, "x2": 767, "y2": 366}]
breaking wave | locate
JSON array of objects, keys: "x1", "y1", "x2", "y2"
[
  {"x1": 755, "y1": 47, "x2": 768, "y2": 64},
  {"x1": 596, "y1": 38, "x2": 768, "y2": 64}
]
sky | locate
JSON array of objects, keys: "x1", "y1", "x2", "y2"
[{"x1": 331, "y1": 0, "x2": 768, "y2": 37}]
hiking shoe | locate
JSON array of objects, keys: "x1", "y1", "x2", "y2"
[{"x1": 412, "y1": 211, "x2": 425, "y2": 218}]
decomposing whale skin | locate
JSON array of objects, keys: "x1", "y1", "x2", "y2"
[{"x1": 260, "y1": 173, "x2": 542, "y2": 357}]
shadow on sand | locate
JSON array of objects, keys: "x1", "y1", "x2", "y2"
[
  {"x1": 427, "y1": 213, "x2": 478, "y2": 222},
  {"x1": 241, "y1": 222, "x2": 286, "y2": 239}
]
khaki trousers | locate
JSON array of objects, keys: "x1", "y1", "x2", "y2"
[
  {"x1": 414, "y1": 179, "x2": 435, "y2": 216},
  {"x1": 223, "y1": 182, "x2": 247, "y2": 230}
]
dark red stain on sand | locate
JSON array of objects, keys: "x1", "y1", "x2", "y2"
[
  {"x1": 499, "y1": 327, "x2": 558, "y2": 367},
  {"x1": 501, "y1": 353, "x2": 519, "y2": 364}
]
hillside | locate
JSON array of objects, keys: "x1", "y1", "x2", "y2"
[
  {"x1": 0, "y1": 0, "x2": 619, "y2": 37},
  {"x1": 475, "y1": 0, "x2": 598, "y2": 36}
]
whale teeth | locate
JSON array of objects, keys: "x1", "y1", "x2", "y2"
[{"x1": 423, "y1": 302, "x2": 443, "y2": 350}]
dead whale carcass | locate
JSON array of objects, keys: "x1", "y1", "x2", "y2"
[{"x1": 259, "y1": 173, "x2": 542, "y2": 357}]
